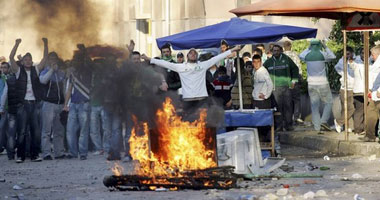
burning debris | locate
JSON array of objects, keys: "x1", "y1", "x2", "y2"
[
  {"x1": 105, "y1": 98, "x2": 238, "y2": 190},
  {"x1": 104, "y1": 166, "x2": 237, "y2": 191}
]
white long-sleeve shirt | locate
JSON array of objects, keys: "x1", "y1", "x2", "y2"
[
  {"x1": 150, "y1": 50, "x2": 232, "y2": 100},
  {"x1": 299, "y1": 47, "x2": 336, "y2": 86},
  {"x1": 353, "y1": 58, "x2": 364, "y2": 94},
  {"x1": 252, "y1": 66, "x2": 273, "y2": 101},
  {"x1": 335, "y1": 57, "x2": 355, "y2": 90}
]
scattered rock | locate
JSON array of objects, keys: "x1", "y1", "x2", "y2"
[
  {"x1": 304, "y1": 180, "x2": 317, "y2": 184},
  {"x1": 0, "y1": 179, "x2": 5, "y2": 182},
  {"x1": 330, "y1": 175, "x2": 339, "y2": 179},
  {"x1": 323, "y1": 155, "x2": 330, "y2": 161},
  {"x1": 260, "y1": 193, "x2": 278, "y2": 200},
  {"x1": 315, "y1": 190, "x2": 328, "y2": 197},
  {"x1": 354, "y1": 194, "x2": 365, "y2": 200},
  {"x1": 368, "y1": 154, "x2": 376, "y2": 161},
  {"x1": 352, "y1": 173, "x2": 363, "y2": 179},
  {"x1": 303, "y1": 191, "x2": 315, "y2": 199},
  {"x1": 239, "y1": 194, "x2": 258, "y2": 200},
  {"x1": 13, "y1": 185, "x2": 23, "y2": 190},
  {"x1": 276, "y1": 188, "x2": 288, "y2": 196}
]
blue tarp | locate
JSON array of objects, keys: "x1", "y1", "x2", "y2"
[
  {"x1": 156, "y1": 17, "x2": 317, "y2": 50},
  {"x1": 224, "y1": 110, "x2": 273, "y2": 127}
]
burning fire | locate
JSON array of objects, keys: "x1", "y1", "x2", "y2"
[
  {"x1": 111, "y1": 162, "x2": 124, "y2": 176},
  {"x1": 128, "y1": 97, "x2": 217, "y2": 177}
]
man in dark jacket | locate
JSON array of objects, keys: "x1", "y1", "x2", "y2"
[
  {"x1": 39, "y1": 52, "x2": 66, "y2": 160},
  {"x1": 9, "y1": 38, "x2": 48, "y2": 163}
]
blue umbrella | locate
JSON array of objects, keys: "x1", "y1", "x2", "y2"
[{"x1": 156, "y1": 17, "x2": 317, "y2": 50}]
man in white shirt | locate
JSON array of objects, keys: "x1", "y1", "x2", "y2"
[
  {"x1": 141, "y1": 45, "x2": 240, "y2": 111},
  {"x1": 252, "y1": 55, "x2": 273, "y2": 109},
  {"x1": 334, "y1": 47, "x2": 356, "y2": 133},
  {"x1": 363, "y1": 45, "x2": 380, "y2": 142}
]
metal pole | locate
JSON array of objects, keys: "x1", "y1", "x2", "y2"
[
  {"x1": 364, "y1": 31, "x2": 370, "y2": 134},
  {"x1": 237, "y1": 50, "x2": 244, "y2": 111},
  {"x1": 343, "y1": 30, "x2": 349, "y2": 141}
]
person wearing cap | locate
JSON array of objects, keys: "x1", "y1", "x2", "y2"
[
  {"x1": 142, "y1": 45, "x2": 240, "y2": 111},
  {"x1": 299, "y1": 39, "x2": 336, "y2": 134},
  {"x1": 176, "y1": 52, "x2": 185, "y2": 63},
  {"x1": 212, "y1": 66, "x2": 233, "y2": 109}
]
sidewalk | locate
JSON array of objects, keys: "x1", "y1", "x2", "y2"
[{"x1": 279, "y1": 125, "x2": 380, "y2": 157}]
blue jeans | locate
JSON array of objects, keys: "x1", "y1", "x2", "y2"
[
  {"x1": 7, "y1": 106, "x2": 23, "y2": 160},
  {"x1": 308, "y1": 84, "x2": 333, "y2": 131},
  {"x1": 66, "y1": 102, "x2": 90, "y2": 157},
  {"x1": 90, "y1": 105, "x2": 107, "y2": 151},
  {"x1": 0, "y1": 111, "x2": 7, "y2": 151},
  {"x1": 18, "y1": 101, "x2": 41, "y2": 160},
  {"x1": 103, "y1": 108, "x2": 121, "y2": 156},
  {"x1": 41, "y1": 102, "x2": 65, "y2": 158}
]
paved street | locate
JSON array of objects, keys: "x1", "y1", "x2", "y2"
[{"x1": 1, "y1": 145, "x2": 379, "y2": 200}]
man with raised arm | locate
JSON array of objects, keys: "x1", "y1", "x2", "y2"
[
  {"x1": 141, "y1": 45, "x2": 240, "y2": 110},
  {"x1": 9, "y1": 38, "x2": 48, "y2": 163}
]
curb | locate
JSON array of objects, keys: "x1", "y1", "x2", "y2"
[{"x1": 279, "y1": 130, "x2": 380, "y2": 157}]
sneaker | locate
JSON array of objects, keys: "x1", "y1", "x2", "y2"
[
  {"x1": 275, "y1": 127, "x2": 283, "y2": 132},
  {"x1": 317, "y1": 131, "x2": 324, "y2": 135},
  {"x1": 285, "y1": 126, "x2": 294, "y2": 132},
  {"x1": 321, "y1": 123, "x2": 332, "y2": 132},
  {"x1": 296, "y1": 118, "x2": 304, "y2": 124},
  {"x1": 31, "y1": 156, "x2": 42, "y2": 162},
  {"x1": 122, "y1": 155, "x2": 132, "y2": 162},
  {"x1": 55, "y1": 155, "x2": 66, "y2": 159},
  {"x1": 334, "y1": 119, "x2": 342, "y2": 133},
  {"x1": 93, "y1": 150, "x2": 104, "y2": 156},
  {"x1": 43, "y1": 155, "x2": 53, "y2": 160},
  {"x1": 107, "y1": 154, "x2": 121, "y2": 161},
  {"x1": 16, "y1": 158, "x2": 24, "y2": 163},
  {"x1": 80, "y1": 156, "x2": 87, "y2": 160}
]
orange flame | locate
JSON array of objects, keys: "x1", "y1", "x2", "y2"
[
  {"x1": 111, "y1": 162, "x2": 124, "y2": 176},
  {"x1": 129, "y1": 97, "x2": 216, "y2": 177}
]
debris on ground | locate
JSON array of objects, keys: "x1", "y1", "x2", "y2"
[
  {"x1": 303, "y1": 191, "x2": 315, "y2": 199},
  {"x1": 12, "y1": 185, "x2": 23, "y2": 190},
  {"x1": 276, "y1": 188, "x2": 288, "y2": 196},
  {"x1": 352, "y1": 173, "x2": 363, "y2": 179},
  {"x1": 315, "y1": 190, "x2": 328, "y2": 197}
]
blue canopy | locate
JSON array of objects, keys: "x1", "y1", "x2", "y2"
[{"x1": 156, "y1": 18, "x2": 317, "y2": 50}]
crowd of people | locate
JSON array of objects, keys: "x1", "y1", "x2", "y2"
[{"x1": 1, "y1": 37, "x2": 380, "y2": 163}]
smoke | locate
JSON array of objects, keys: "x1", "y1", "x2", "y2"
[
  {"x1": 28, "y1": 0, "x2": 100, "y2": 58},
  {"x1": 0, "y1": 0, "x2": 109, "y2": 60}
]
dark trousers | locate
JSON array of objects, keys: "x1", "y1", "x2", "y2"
[
  {"x1": 366, "y1": 100, "x2": 379, "y2": 139},
  {"x1": 290, "y1": 82, "x2": 301, "y2": 120},
  {"x1": 353, "y1": 95, "x2": 364, "y2": 133},
  {"x1": 253, "y1": 98, "x2": 272, "y2": 142},
  {"x1": 337, "y1": 90, "x2": 355, "y2": 126},
  {"x1": 182, "y1": 98, "x2": 209, "y2": 121},
  {"x1": 6, "y1": 106, "x2": 23, "y2": 160},
  {"x1": 17, "y1": 101, "x2": 41, "y2": 160},
  {"x1": 273, "y1": 86, "x2": 293, "y2": 129}
]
